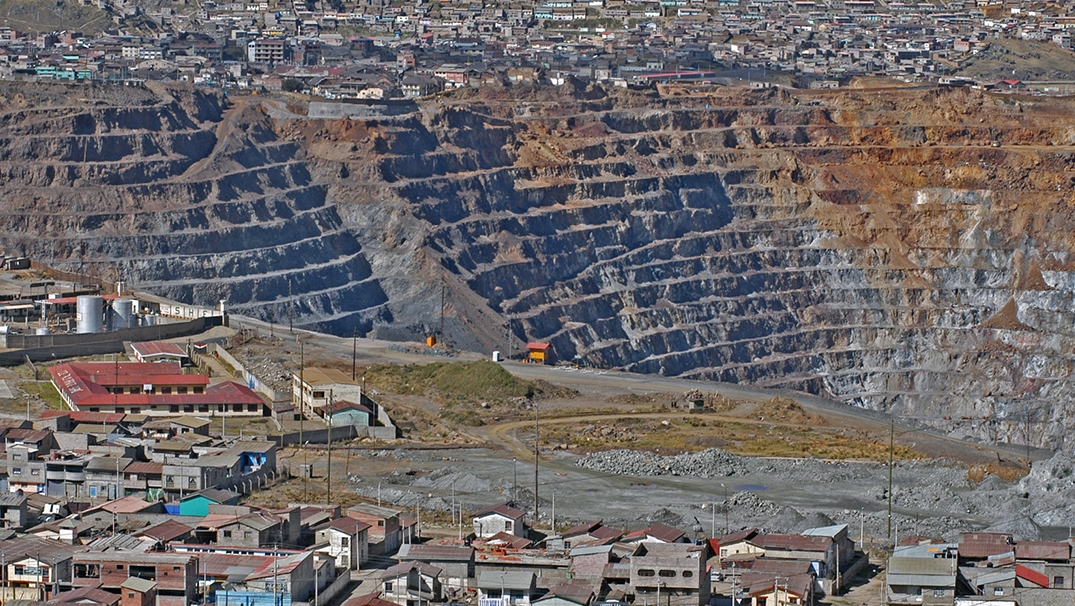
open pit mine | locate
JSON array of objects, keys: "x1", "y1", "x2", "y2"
[{"x1": 4, "y1": 81, "x2": 1075, "y2": 449}]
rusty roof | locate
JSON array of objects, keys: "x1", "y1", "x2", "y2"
[
  {"x1": 958, "y1": 532, "x2": 1013, "y2": 559},
  {"x1": 1015, "y1": 541, "x2": 1070, "y2": 562},
  {"x1": 752, "y1": 533, "x2": 832, "y2": 553}
]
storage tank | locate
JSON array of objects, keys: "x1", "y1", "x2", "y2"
[
  {"x1": 35, "y1": 327, "x2": 49, "y2": 336},
  {"x1": 76, "y1": 295, "x2": 104, "y2": 334},
  {"x1": 141, "y1": 314, "x2": 157, "y2": 327},
  {"x1": 112, "y1": 298, "x2": 137, "y2": 329}
]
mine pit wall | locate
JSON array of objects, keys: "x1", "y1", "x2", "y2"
[{"x1": 10, "y1": 84, "x2": 1075, "y2": 449}]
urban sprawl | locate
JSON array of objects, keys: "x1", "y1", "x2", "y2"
[{"x1": 0, "y1": 0, "x2": 1074, "y2": 93}]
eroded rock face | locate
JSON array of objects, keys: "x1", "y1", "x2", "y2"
[{"x1": 7, "y1": 83, "x2": 1075, "y2": 448}]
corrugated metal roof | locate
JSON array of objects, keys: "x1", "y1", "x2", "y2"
[
  {"x1": 477, "y1": 570, "x2": 535, "y2": 590},
  {"x1": 887, "y1": 557, "x2": 958, "y2": 577},
  {"x1": 397, "y1": 543, "x2": 474, "y2": 562},
  {"x1": 753, "y1": 533, "x2": 832, "y2": 552},
  {"x1": 958, "y1": 532, "x2": 1012, "y2": 559},
  {"x1": 1015, "y1": 541, "x2": 1070, "y2": 562}
]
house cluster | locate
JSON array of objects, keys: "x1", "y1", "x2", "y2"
[
  {"x1": 0, "y1": 495, "x2": 416, "y2": 605},
  {"x1": 0, "y1": 0, "x2": 1073, "y2": 93},
  {"x1": 886, "y1": 531, "x2": 1075, "y2": 605},
  {"x1": 0, "y1": 488, "x2": 872, "y2": 606},
  {"x1": 0, "y1": 416, "x2": 277, "y2": 500},
  {"x1": 369, "y1": 503, "x2": 866, "y2": 606}
]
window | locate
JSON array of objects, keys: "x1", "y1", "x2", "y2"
[
  {"x1": 199, "y1": 405, "x2": 209, "y2": 413},
  {"x1": 244, "y1": 531, "x2": 252, "y2": 539},
  {"x1": 184, "y1": 405, "x2": 194, "y2": 413},
  {"x1": 178, "y1": 387, "x2": 187, "y2": 394},
  {"x1": 314, "y1": 391, "x2": 325, "y2": 398},
  {"x1": 682, "y1": 571, "x2": 693, "y2": 578},
  {"x1": 1055, "y1": 577, "x2": 1065, "y2": 588},
  {"x1": 194, "y1": 387, "x2": 204, "y2": 394},
  {"x1": 12, "y1": 468, "x2": 21, "y2": 475},
  {"x1": 933, "y1": 589, "x2": 945, "y2": 597},
  {"x1": 248, "y1": 403, "x2": 260, "y2": 412},
  {"x1": 128, "y1": 593, "x2": 135, "y2": 598},
  {"x1": 170, "y1": 405, "x2": 180, "y2": 413},
  {"x1": 11, "y1": 454, "x2": 22, "y2": 461},
  {"x1": 161, "y1": 387, "x2": 172, "y2": 394},
  {"x1": 658, "y1": 570, "x2": 676, "y2": 578},
  {"x1": 385, "y1": 582, "x2": 393, "y2": 592},
  {"x1": 638, "y1": 570, "x2": 655, "y2": 577},
  {"x1": 223, "y1": 530, "x2": 232, "y2": 538},
  {"x1": 994, "y1": 587, "x2": 1004, "y2": 596},
  {"x1": 505, "y1": 521, "x2": 513, "y2": 531},
  {"x1": 30, "y1": 469, "x2": 38, "y2": 476},
  {"x1": 131, "y1": 408, "x2": 140, "y2": 414}
]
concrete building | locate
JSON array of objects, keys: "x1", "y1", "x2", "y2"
[
  {"x1": 630, "y1": 544, "x2": 709, "y2": 606},
  {"x1": 292, "y1": 367, "x2": 365, "y2": 420},
  {"x1": 315, "y1": 516, "x2": 371, "y2": 570},
  {"x1": 473, "y1": 502, "x2": 526, "y2": 539}
]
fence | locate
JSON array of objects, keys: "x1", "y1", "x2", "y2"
[
  {"x1": 208, "y1": 344, "x2": 287, "y2": 402},
  {"x1": 271, "y1": 423, "x2": 399, "y2": 448},
  {"x1": 0, "y1": 316, "x2": 226, "y2": 366},
  {"x1": 0, "y1": 316, "x2": 225, "y2": 349}
]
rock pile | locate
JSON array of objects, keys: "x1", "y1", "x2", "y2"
[{"x1": 575, "y1": 448, "x2": 745, "y2": 478}]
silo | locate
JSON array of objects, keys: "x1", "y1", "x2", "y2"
[
  {"x1": 76, "y1": 295, "x2": 104, "y2": 334},
  {"x1": 112, "y1": 298, "x2": 137, "y2": 329}
]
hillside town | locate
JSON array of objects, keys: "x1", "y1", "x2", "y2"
[{"x1": 0, "y1": 0, "x2": 1074, "y2": 94}]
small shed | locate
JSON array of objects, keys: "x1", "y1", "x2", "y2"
[
  {"x1": 179, "y1": 488, "x2": 241, "y2": 517},
  {"x1": 526, "y1": 342, "x2": 551, "y2": 364}
]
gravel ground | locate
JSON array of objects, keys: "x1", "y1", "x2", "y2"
[{"x1": 344, "y1": 446, "x2": 1075, "y2": 543}]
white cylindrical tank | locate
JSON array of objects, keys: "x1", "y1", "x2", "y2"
[
  {"x1": 35, "y1": 327, "x2": 49, "y2": 335},
  {"x1": 76, "y1": 295, "x2": 104, "y2": 334},
  {"x1": 141, "y1": 314, "x2": 157, "y2": 327},
  {"x1": 112, "y1": 298, "x2": 137, "y2": 329}
]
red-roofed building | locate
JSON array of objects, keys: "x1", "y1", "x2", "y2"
[
  {"x1": 341, "y1": 593, "x2": 397, "y2": 606},
  {"x1": 562, "y1": 520, "x2": 623, "y2": 549},
  {"x1": 622, "y1": 522, "x2": 689, "y2": 545},
  {"x1": 526, "y1": 342, "x2": 551, "y2": 364},
  {"x1": 130, "y1": 341, "x2": 188, "y2": 364},
  {"x1": 49, "y1": 362, "x2": 266, "y2": 417}
]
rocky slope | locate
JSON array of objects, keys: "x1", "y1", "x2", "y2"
[{"x1": 7, "y1": 82, "x2": 1075, "y2": 449}]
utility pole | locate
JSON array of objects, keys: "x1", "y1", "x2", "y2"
[
  {"x1": 723, "y1": 483, "x2": 729, "y2": 535},
  {"x1": 288, "y1": 279, "x2": 294, "y2": 333},
  {"x1": 534, "y1": 404, "x2": 539, "y2": 527},
  {"x1": 299, "y1": 340, "x2": 305, "y2": 467},
  {"x1": 887, "y1": 419, "x2": 894, "y2": 539},
  {"x1": 326, "y1": 390, "x2": 332, "y2": 505},
  {"x1": 439, "y1": 280, "x2": 446, "y2": 339},
  {"x1": 351, "y1": 327, "x2": 357, "y2": 381}
]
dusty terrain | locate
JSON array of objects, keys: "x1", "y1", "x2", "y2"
[{"x1": 224, "y1": 325, "x2": 1062, "y2": 551}]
